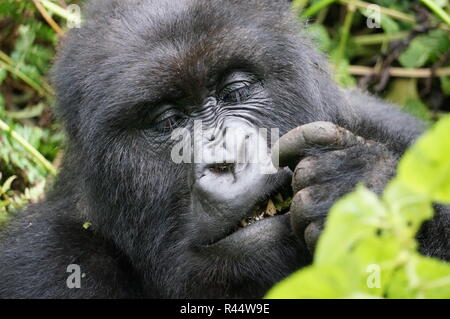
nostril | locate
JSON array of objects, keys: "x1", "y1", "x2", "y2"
[{"x1": 207, "y1": 162, "x2": 235, "y2": 174}]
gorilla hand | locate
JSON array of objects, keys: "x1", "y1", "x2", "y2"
[{"x1": 273, "y1": 122, "x2": 398, "y2": 253}]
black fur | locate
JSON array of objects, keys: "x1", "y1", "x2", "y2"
[{"x1": 0, "y1": 0, "x2": 448, "y2": 298}]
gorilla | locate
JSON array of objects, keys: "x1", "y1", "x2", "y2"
[{"x1": 0, "y1": 0, "x2": 448, "y2": 298}]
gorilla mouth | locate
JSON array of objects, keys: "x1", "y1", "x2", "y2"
[
  {"x1": 238, "y1": 186, "x2": 292, "y2": 228},
  {"x1": 208, "y1": 176, "x2": 294, "y2": 246}
]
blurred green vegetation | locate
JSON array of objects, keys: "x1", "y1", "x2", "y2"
[
  {"x1": 0, "y1": 0, "x2": 80, "y2": 221},
  {"x1": 0, "y1": 0, "x2": 449, "y2": 221},
  {"x1": 296, "y1": 0, "x2": 450, "y2": 120}
]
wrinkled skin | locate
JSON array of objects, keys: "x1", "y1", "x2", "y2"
[{"x1": 0, "y1": 0, "x2": 448, "y2": 299}]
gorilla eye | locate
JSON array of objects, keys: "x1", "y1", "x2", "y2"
[
  {"x1": 219, "y1": 83, "x2": 252, "y2": 104},
  {"x1": 153, "y1": 109, "x2": 186, "y2": 133}
]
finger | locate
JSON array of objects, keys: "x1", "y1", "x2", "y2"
[
  {"x1": 291, "y1": 150, "x2": 347, "y2": 193},
  {"x1": 272, "y1": 121, "x2": 363, "y2": 170},
  {"x1": 290, "y1": 185, "x2": 331, "y2": 238},
  {"x1": 304, "y1": 220, "x2": 324, "y2": 254}
]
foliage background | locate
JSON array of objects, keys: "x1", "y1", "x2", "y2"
[{"x1": 0, "y1": 0, "x2": 449, "y2": 223}]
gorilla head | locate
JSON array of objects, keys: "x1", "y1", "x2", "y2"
[
  {"x1": 52, "y1": 0, "x2": 346, "y2": 298},
  {"x1": 2, "y1": 0, "x2": 440, "y2": 300}
]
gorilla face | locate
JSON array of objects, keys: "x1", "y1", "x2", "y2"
[{"x1": 53, "y1": 0, "x2": 345, "y2": 298}]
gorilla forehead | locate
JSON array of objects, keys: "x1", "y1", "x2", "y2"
[{"x1": 62, "y1": 0, "x2": 300, "y2": 105}]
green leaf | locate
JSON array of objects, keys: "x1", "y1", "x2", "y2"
[
  {"x1": 1, "y1": 175, "x2": 17, "y2": 194},
  {"x1": 380, "y1": 15, "x2": 400, "y2": 34},
  {"x1": 82, "y1": 222, "x2": 92, "y2": 230},
  {"x1": 5, "y1": 103, "x2": 45, "y2": 119},
  {"x1": 307, "y1": 24, "x2": 331, "y2": 53},
  {"x1": 0, "y1": 67, "x2": 7, "y2": 85},
  {"x1": 387, "y1": 254, "x2": 450, "y2": 299},
  {"x1": 441, "y1": 76, "x2": 450, "y2": 96},
  {"x1": 315, "y1": 185, "x2": 386, "y2": 265},
  {"x1": 266, "y1": 263, "x2": 362, "y2": 299},
  {"x1": 330, "y1": 56, "x2": 356, "y2": 88},
  {"x1": 274, "y1": 196, "x2": 292, "y2": 212},
  {"x1": 11, "y1": 25, "x2": 36, "y2": 65},
  {"x1": 385, "y1": 78, "x2": 431, "y2": 122},
  {"x1": 398, "y1": 115, "x2": 450, "y2": 204},
  {"x1": 399, "y1": 30, "x2": 450, "y2": 68},
  {"x1": 383, "y1": 181, "x2": 433, "y2": 235},
  {"x1": 399, "y1": 40, "x2": 432, "y2": 68},
  {"x1": 432, "y1": 0, "x2": 448, "y2": 8}
]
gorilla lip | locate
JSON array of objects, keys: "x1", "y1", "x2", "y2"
[
  {"x1": 238, "y1": 188, "x2": 292, "y2": 229},
  {"x1": 210, "y1": 180, "x2": 293, "y2": 245}
]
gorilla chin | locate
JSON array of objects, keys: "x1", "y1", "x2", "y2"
[
  {"x1": 0, "y1": 0, "x2": 448, "y2": 299},
  {"x1": 195, "y1": 165, "x2": 300, "y2": 257}
]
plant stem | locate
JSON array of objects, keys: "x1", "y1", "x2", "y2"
[
  {"x1": 335, "y1": 3, "x2": 355, "y2": 66},
  {"x1": 345, "y1": 65, "x2": 450, "y2": 78},
  {"x1": 32, "y1": 0, "x2": 64, "y2": 36},
  {"x1": 339, "y1": 0, "x2": 415, "y2": 23},
  {"x1": 0, "y1": 51, "x2": 53, "y2": 97},
  {"x1": 0, "y1": 119, "x2": 57, "y2": 176},
  {"x1": 39, "y1": 0, "x2": 81, "y2": 24},
  {"x1": 420, "y1": 0, "x2": 450, "y2": 26},
  {"x1": 353, "y1": 32, "x2": 409, "y2": 45},
  {"x1": 0, "y1": 61, "x2": 47, "y2": 97},
  {"x1": 301, "y1": 0, "x2": 337, "y2": 18}
]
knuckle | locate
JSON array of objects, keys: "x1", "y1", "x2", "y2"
[
  {"x1": 332, "y1": 150, "x2": 348, "y2": 160},
  {"x1": 290, "y1": 188, "x2": 314, "y2": 217},
  {"x1": 304, "y1": 222, "x2": 323, "y2": 253},
  {"x1": 290, "y1": 187, "x2": 326, "y2": 242},
  {"x1": 292, "y1": 156, "x2": 319, "y2": 192},
  {"x1": 295, "y1": 156, "x2": 316, "y2": 172}
]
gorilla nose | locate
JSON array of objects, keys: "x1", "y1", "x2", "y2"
[
  {"x1": 206, "y1": 162, "x2": 236, "y2": 174},
  {"x1": 189, "y1": 120, "x2": 280, "y2": 221},
  {"x1": 191, "y1": 119, "x2": 278, "y2": 180},
  {"x1": 194, "y1": 124, "x2": 243, "y2": 165}
]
